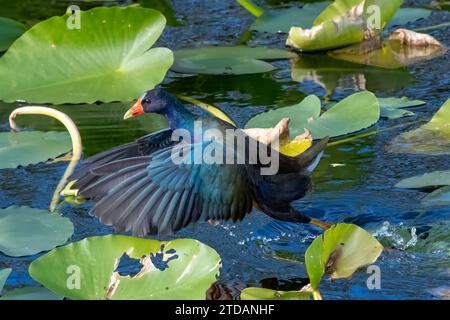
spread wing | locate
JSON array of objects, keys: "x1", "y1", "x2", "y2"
[
  {"x1": 74, "y1": 141, "x2": 254, "y2": 236},
  {"x1": 71, "y1": 128, "x2": 175, "y2": 190}
]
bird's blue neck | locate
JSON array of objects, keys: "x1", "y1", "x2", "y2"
[{"x1": 162, "y1": 100, "x2": 196, "y2": 132}]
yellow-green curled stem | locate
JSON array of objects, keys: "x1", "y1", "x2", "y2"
[{"x1": 9, "y1": 106, "x2": 82, "y2": 212}]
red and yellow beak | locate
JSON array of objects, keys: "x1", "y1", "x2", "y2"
[{"x1": 124, "y1": 99, "x2": 144, "y2": 120}]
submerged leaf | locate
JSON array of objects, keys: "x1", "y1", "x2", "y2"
[
  {"x1": 241, "y1": 287, "x2": 311, "y2": 300},
  {"x1": 0, "y1": 206, "x2": 74, "y2": 257},
  {"x1": 29, "y1": 235, "x2": 221, "y2": 300},
  {"x1": 389, "y1": 99, "x2": 450, "y2": 155},
  {"x1": 0, "y1": 7, "x2": 173, "y2": 104},
  {"x1": 172, "y1": 46, "x2": 296, "y2": 75},
  {"x1": 0, "y1": 17, "x2": 26, "y2": 52},
  {"x1": 305, "y1": 223, "x2": 383, "y2": 290},
  {"x1": 0, "y1": 131, "x2": 71, "y2": 169}
]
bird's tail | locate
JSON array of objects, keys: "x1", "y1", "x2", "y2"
[{"x1": 278, "y1": 137, "x2": 329, "y2": 175}]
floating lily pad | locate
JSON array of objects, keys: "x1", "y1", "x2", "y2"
[
  {"x1": 0, "y1": 268, "x2": 11, "y2": 293},
  {"x1": 0, "y1": 287, "x2": 62, "y2": 300},
  {"x1": 172, "y1": 46, "x2": 296, "y2": 75},
  {"x1": 329, "y1": 38, "x2": 447, "y2": 68},
  {"x1": 286, "y1": 0, "x2": 402, "y2": 51},
  {"x1": 0, "y1": 130, "x2": 71, "y2": 169},
  {"x1": 378, "y1": 96, "x2": 425, "y2": 119},
  {"x1": 305, "y1": 223, "x2": 383, "y2": 290},
  {"x1": 0, "y1": 7, "x2": 173, "y2": 104},
  {"x1": 2, "y1": 287, "x2": 59, "y2": 300},
  {"x1": 245, "y1": 91, "x2": 379, "y2": 139},
  {"x1": 29, "y1": 235, "x2": 221, "y2": 300},
  {"x1": 386, "y1": 8, "x2": 432, "y2": 29},
  {"x1": 306, "y1": 91, "x2": 380, "y2": 138},
  {"x1": 249, "y1": 2, "x2": 331, "y2": 33},
  {"x1": 245, "y1": 95, "x2": 321, "y2": 137},
  {"x1": 241, "y1": 287, "x2": 311, "y2": 300},
  {"x1": 0, "y1": 206, "x2": 74, "y2": 257},
  {"x1": 422, "y1": 186, "x2": 450, "y2": 206},
  {"x1": 0, "y1": 17, "x2": 26, "y2": 52},
  {"x1": 395, "y1": 170, "x2": 450, "y2": 189},
  {"x1": 378, "y1": 97, "x2": 426, "y2": 109},
  {"x1": 389, "y1": 99, "x2": 450, "y2": 155}
]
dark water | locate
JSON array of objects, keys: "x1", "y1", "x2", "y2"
[{"x1": 0, "y1": 0, "x2": 449, "y2": 299}]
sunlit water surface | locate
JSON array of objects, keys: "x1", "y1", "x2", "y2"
[{"x1": 0, "y1": 0, "x2": 449, "y2": 299}]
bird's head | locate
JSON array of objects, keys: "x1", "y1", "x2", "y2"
[{"x1": 124, "y1": 88, "x2": 172, "y2": 119}]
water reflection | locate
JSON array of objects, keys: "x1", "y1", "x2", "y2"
[
  {"x1": 0, "y1": 102, "x2": 167, "y2": 156},
  {"x1": 291, "y1": 53, "x2": 414, "y2": 96}
]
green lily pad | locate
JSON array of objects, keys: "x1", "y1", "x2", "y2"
[
  {"x1": 378, "y1": 97, "x2": 426, "y2": 109},
  {"x1": 249, "y1": 2, "x2": 331, "y2": 33},
  {"x1": 0, "y1": 268, "x2": 11, "y2": 293},
  {"x1": 305, "y1": 223, "x2": 383, "y2": 290},
  {"x1": 0, "y1": 7, "x2": 173, "y2": 104},
  {"x1": 0, "y1": 206, "x2": 74, "y2": 257},
  {"x1": 422, "y1": 186, "x2": 450, "y2": 206},
  {"x1": 306, "y1": 91, "x2": 380, "y2": 138},
  {"x1": 0, "y1": 17, "x2": 26, "y2": 52},
  {"x1": 386, "y1": 8, "x2": 432, "y2": 29},
  {"x1": 172, "y1": 46, "x2": 296, "y2": 75},
  {"x1": 245, "y1": 94, "x2": 321, "y2": 137},
  {"x1": 0, "y1": 287, "x2": 62, "y2": 300},
  {"x1": 378, "y1": 97, "x2": 425, "y2": 119},
  {"x1": 246, "y1": 91, "x2": 380, "y2": 139},
  {"x1": 0, "y1": 130, "x2": 71, "y2": 169},
  {"x1": 389, "y1": 99, "x2": 450, "y2": 155},
  {"x1": 395, "y1": 170, "x2": 450, "y2": 189},
  {"x1": 29, "y1": 235, "x2": 221, "y2": 300},
  {"x1": 240, "y1": 287, "x2": 311, "y2": 300},
  {"x1": 286, "y1": 0, "x2": 402, "y2": 51},
  {"x1": 381, "y1": 108, "x2": 414, "y2": 119},
  {"x1": 313, "y1": 0, "x2": 362, "y2": 25},
  {"x1": 329, "y1": 38, "x2": 447, "y2": 69}
]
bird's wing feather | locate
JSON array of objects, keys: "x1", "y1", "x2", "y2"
[
  {"x1": 76, "y1": 141, "x2": 253, "y2": 236},
  {"x1": 70, "y1": 128, "x2": 174, "y2": 184}
]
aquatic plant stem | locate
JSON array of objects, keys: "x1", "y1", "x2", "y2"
[
  {"x1": 9, "y1": 106, "x2": 82, "y2": 212},
  {"x1": 236, "y1": 0, "x2": 264, "y2": 17},
  {"x1": 327, "y1": 119, "x2": 422, "y2": 147},
  {"x1": 312, "y1": 290, "x2": 323, "y2": 300},
  {"x1": 413, "y1": 22, "x2": 450, "y2": 32}
]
